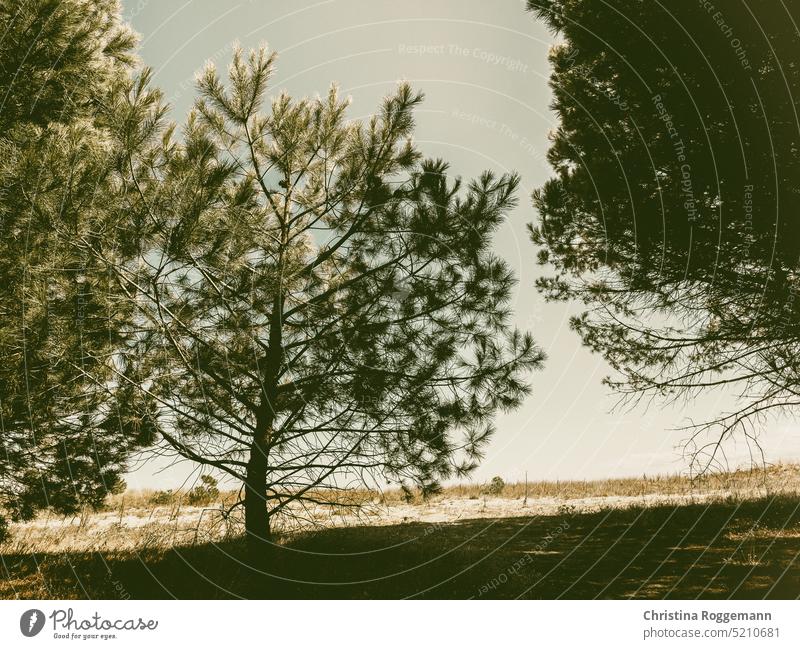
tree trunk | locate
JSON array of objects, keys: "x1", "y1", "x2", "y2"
[
  {"x1": 247, "y1": 289, "x2": 282, "y2": 577},
  {"x1": 244, "y1": 438, "x2": 270, "y2": 571}
]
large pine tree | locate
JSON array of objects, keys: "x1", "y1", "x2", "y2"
[{"x1": 90, "y1": 46, "x2": 544, "y2": 561}]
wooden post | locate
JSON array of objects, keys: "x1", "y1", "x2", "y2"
[{"x1": 523, "y1": 471, "x2": 528, "y2": 508}]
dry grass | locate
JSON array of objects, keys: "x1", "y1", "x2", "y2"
[
  {"x1": 3, "y1": 463, "x2": 800, "y2": 599},
  {"x1": 101, "y1": 461, "x2": 800, "y2": 511},
  {"x1": 430, "y1": 463, "x2": 800, "y2": 502}
]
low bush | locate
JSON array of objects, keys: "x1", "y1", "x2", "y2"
[
  {"x1": 186, "y1": 475, "x2": 220, "y2": 506},
  {"x1": 484, "y1": 476, "x2": 506, "y2": 496}
]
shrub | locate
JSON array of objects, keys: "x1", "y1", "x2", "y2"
[
  {"x1": 485, "y1": 476, "x2": 506, "y2": 496},
  {"x1": 149, "y1": 489, "x2": 175, "y2": 506},
  {"x1": 186, "y1": 475, "x2": 220, "y2": 506}
]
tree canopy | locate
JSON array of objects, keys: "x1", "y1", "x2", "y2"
[{"x1": 528, "y1": 0, "x2": 800, "y2": 471}]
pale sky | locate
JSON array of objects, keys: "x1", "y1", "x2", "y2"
[{"x1": 121, "y1": 0, "x2": 800, "y2": 490}]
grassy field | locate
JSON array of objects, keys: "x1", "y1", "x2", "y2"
[
  {"x1": 99, "y1": 461, "x2": 800, "y2": 509},
  {"x1": 2, "y1": 464, "x2": 800, "y2": 599}
]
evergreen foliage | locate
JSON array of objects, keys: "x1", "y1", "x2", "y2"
[
  {"x1": 0, "y1": 0, "x2": 154, "y2": 535},
  {"x1": 529, "y1": 0, "x2": 800, "y2": 471}
]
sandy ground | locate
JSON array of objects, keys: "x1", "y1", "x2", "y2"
[
  {"x1": 2, "y1": 489, "x2": 740, "y2": 554},
  {"x1": 375, "y1": 491, "x2": 734, "y2": 521},
  {"x1": 296, "y1": 490, "x2": 742, "y2": 529}
]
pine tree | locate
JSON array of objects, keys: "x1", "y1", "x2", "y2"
[
  {"x1": 528, "y1": 0, "x2": 800, "y2": 471},
  {"x1": 0, "y1": 0, "x2": 153, "y2": 534},
  {"x1": 92, "y1": 46, "x2": 545, "y2": 563}
]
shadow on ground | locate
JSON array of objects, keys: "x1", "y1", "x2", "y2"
[{"x1": 2, "y1": 495, "x2": 799, "y2": 599}]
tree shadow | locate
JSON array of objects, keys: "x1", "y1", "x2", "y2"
[{"x1": 2, "y1": 495, "x2": 799, "y2": 599}]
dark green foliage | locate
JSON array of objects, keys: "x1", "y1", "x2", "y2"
[
  {"x1": 529, "y1": 0, "x2": 800, "y2": 469},
  {"x1": 0, "y1": 0, "x2": 152, "y2": 523}
]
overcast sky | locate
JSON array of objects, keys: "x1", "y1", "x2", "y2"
[{"x1": 121, "y1": 0, "x2": 800, "y2": 490}]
